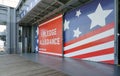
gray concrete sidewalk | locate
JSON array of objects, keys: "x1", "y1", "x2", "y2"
[
  {"x1": 21, "y1": 53, "x2": 120, "y2": 76},
  {"x1": 0, "y1": 54, "x2": 68, "y2": 76}
]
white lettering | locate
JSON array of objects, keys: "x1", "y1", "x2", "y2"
[
  {"x1": 40, "y1": 28, "x2": 57, "y2": 37},
  {"x1": 40, "y1": 38, "x2": 60, "y2": 45}
]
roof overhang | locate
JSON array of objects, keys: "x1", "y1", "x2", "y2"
[{"x1": 18, "y1": 0, "x2": 91, "y2": 26}]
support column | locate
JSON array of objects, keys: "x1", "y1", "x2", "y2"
[{"x1": 6, "y1": 7, "x2": 18, "y2": 54}]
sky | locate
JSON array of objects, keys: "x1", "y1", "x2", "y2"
[{"x1": 0, "y1": 0, "x2": 20, "y2": 8}]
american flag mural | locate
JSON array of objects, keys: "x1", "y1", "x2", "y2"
[
  {"x1": 35, "y1": 26, "x2": 39, "y2": 52},
  {"x1": 64, "y1": 0, "x2": 115, "y2": 64}
]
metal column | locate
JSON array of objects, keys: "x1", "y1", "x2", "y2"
[{"x1": 6, "y1": 7, "x2": 18, "y2": 54}]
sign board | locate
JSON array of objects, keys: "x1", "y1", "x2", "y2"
[{"x1": 39, "y1": 15, "x2": 63, "y2": 56}]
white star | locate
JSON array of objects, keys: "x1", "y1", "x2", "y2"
[
  {"x1": 35, "y1": 46, "x2": 38, "y2": 51},
  {"x1": 76, "y1": 10, "x2": 81, "y2": 17},
  {"x1": 35, "y1": 36, "x2": 37, "y2": 38},
  {"x1": 88, "y1": 3, "x2": 113, "y2": 29},
  {"x1": 36, "y1": 28, "x2": 39, "y2": 35},
  {"x1": 73, "y1": 28, "x2": 81, "y2": 38},
  {"x1": 37, "y1": 39, "x2": 39, "y2": 43},
  {"x1": 64, "y1": 20, "x2": 70, "y2": 31}
]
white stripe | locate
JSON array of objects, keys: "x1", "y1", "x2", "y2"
[
  {"x1": 39, "y1": 51, "x2": 62, "y2": 56},
  {"x1": 39, "y1": 15, "x2": 62, "y2": 27},
  {"x1": 64, "y1": 41, "x2": 114, "y2": 57},
  {"x1": 83, "y1": 54, "x2": 114, "y2": 61},
  {"x1": 64, "y1": 28, "x2": 114, "y2": 51}
]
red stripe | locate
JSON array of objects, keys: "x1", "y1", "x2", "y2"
[
  {"x1": 64, "y1": 22, "x2": 114, "y2": 46},
  {"x1": 64, "y1": 35, "x2": 114, "y2": 54},
  {"x1": 101, "y1": 60, "x2": 114, "y2": 64},
  {"x1": 72, "y1": 47, "x2": 114, "y2": 58}
]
